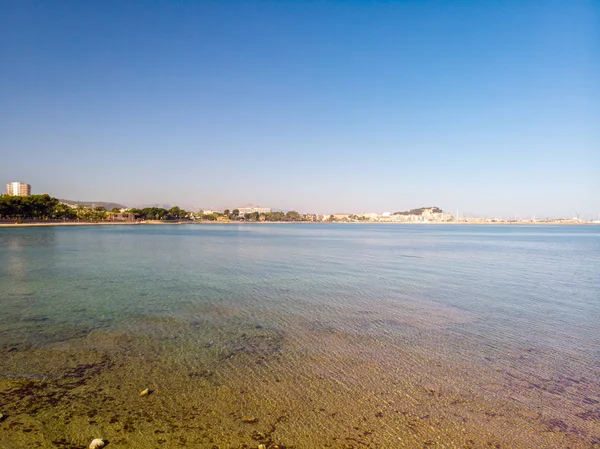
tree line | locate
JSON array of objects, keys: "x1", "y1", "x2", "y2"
[
  {"x1": 218, "y1": 210, "x2": 305, "y2": 222},
  {"x1": 128, "y1": 206, "x2": 189, "y2": 220},
  {"x1": 0, "y1": 194, "x2": 76, "y2": 219},
  {"x1": 0, "y1": 195, "x2": 195, "y2": 221},
  {"x1": 0, "y1": 194, "x2": 125, "y2": 221},
  {"x1": 0, "y1": 194, "x2": 311, "y2": 222}
]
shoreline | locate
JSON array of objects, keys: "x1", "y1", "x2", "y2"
[{"x1": 0, "y1": 220, "x2": 597, "y2": 228}]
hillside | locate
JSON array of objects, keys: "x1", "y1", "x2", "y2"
[{"x1": 59, "y1": 199, "x2": 127, "y2": 210}]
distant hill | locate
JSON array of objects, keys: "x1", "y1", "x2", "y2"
[
  {"x1": 137, "y1": 203, "x2": 172, "y2": 209},
  {"x1": 393, "y1": 206, "x2": 444, "y2": 216},
  {"x1": 60, "y1": 199, "x2": 127, "y2": 210}
]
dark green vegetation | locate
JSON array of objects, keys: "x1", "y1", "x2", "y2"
[
  {"x1": 0, "y1": 195, "x2": 191, "y2": 222},
  {"x1": 128, "y1": 206, "x2": 189, "y2": 221},
  {"x1": 0, "y1": 194, "x2": 76, "y2": 220},
  {"x1": 237, "y1": 211, "x2": 304, "y2": 222},
  {"x1": 193, "y1": 210, "x2": 308, "y2": 222},
  {"x1": 0, "y1": 194, "x2": 123, "y2": 221}
]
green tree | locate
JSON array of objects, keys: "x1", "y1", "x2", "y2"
[
  {"x1": 285, "y1": 210, "x2": 302, "y2": 221},
  {"x1": 76, "y1": 206, "x2": 107, "y2": 221},
  {"x1": 168, "y1": 206, "x2": 186, "y2": 220},
  {"x1": 53, "y1": 203, "x2": 77, "y2": 219},
  {"x1": 140, "y1": 207, "x2": 169, "y2": 220},
  {"x1": 93, "y1": 206, "x2": 108, "y2": 220},
  {"x1": 128, "y1": 208, "x2": 143, "y2": 219}
]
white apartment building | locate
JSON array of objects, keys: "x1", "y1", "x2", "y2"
[{"x1": 6, "y1": 182, "x2": 31, "y2": 196}]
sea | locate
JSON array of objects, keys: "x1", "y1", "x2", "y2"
[{"x1": 0, "y1": 224, "x2": 599, "y2": 448}]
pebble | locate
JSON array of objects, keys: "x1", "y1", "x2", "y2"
[
  {"x1": 258, "y1": 445, "x2": 267, "y2": 449},
  {"x1": 139, "y1": 388, "x2": 150, "y2": 396},
  {"x1": 423, "y1": 384, "x2": 439, "y2": 396},
  {"x1": 0, "y1": 413, "x2": 4, "y2": 422},
  {"x1": 242, "y1": 417, "x2": 258, "y2": 423},
  {"x1": 89, "y1": 439, "x2": 105, "y2": 449}
]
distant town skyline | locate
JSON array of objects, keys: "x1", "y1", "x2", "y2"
[
  {"x1": 2, "y1": 179, "x2": 598, "y2": 221},
  {"x1": 1, "y1": 2, "x2": 598, "y2": 218}
]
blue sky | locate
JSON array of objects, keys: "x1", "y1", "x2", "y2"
[{"x1": 1, "y1": 1, "x2": 598, "y2": 218}]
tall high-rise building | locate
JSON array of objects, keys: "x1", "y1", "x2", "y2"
[{"x1": 6, "y1": 182, "x2": 31, "y2": 196}]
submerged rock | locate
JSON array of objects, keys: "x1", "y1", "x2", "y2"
[{"x1": 89, "y1": 439, "x2": 105, "y2": 449}]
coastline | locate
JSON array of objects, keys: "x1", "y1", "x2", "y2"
[{"x1": 0, "y1": 220, "x2": 597, "y2": 228}]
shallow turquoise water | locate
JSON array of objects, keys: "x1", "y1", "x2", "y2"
[
  {"x1": 1, "y1": 224, "x2": 598, "y2": 354},
  {"x1": 1, "y1": 224, "x2": 599, "y2": 447}
]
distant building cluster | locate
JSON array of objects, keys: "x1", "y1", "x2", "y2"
[
  {"x1": 6, "y1": 181, "x2": 31, "y2": 197},
  {"x1": 315, "y1": 207, "x2": 454, "y2": 223},
  {"x1": 237, "y1": 206, "x2": 272, "y2": 215},
  {"x1": 390, "y1": 208, "x2": 453, "y2": 223},
  {"x1": 190, "y1": 206, "x2": 455, "y2": 223},
  {"x1": 196, "y1": 206, "x2": 273, "y2": 217}
]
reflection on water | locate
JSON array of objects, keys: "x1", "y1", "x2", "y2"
[
  {"x1": 2, "y1": 228, "x2": 56, "y2": 286},
  {"x1": 0, "y1": 224, "x2": 599, "y2": 448}
]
